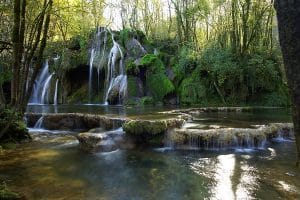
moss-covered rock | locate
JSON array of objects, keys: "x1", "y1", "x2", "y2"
[
  {"x1": 139, "y1": 54, "x2": 175, "y2": 102},
  {"x1": 123, "y1": 118, "x2": 185, "y2": 146}
]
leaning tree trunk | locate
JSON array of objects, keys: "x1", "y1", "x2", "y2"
[{"x1": 275, "y1": 0, "x2": 300, "y2": 167}]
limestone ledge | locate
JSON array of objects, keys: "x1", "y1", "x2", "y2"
[{"x1": 170, "y1": 123, "x2": 294, "y2": 147}]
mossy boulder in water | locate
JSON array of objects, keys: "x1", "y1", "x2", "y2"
[
  {"x1": 77, "y1": 128, "x2": 125, "y2": 153},
  {"x1": 123, "y1": 118, "x2": 185, "y2": 145}
]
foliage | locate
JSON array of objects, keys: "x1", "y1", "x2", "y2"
[
  {"x1": 0, "y1": 66, "x2": 12, "y2": 85},
  {"x1": 0, "y1": 108, "x2": 29, "y2": 142},
  {"x1": 179, "y1": 75, "x2": 206, "y2": 105},
  {"x1": 173, "y1": 47, "x2": 200, "y2": 86},
  {"x1": 174, "y1": 44, "x2": 289, "y2": 106},
  {"x1": 69, "y1": 35, "x2": 88, "y2": 50}
]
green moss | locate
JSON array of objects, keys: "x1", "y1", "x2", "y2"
[
  {"x1": 119, "y1": 28, "x2": 133, "y2": 46},
  {"x1": 123, "y1": 120, "x2": 168, "y2": 136},
  {"x1": 127, "y1": 76, "x2": 139, "y2": 97},
  {"x1": 140, "y1": 54, "x2": 164, "y2": 73},
  {"x1": 139, "y1": 54, "x2": 175, "y2": 102},
  {"x1": 125, "y1": 59, "x2": 139, "y2": 75},
  {"x1": 147, "y1": 73, "x2": 175, "y2": 102},
  {"x1": 0, "y1": 183, "x2": 21, "y2": 200}
]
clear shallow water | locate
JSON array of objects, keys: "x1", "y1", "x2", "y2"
[
  {"x1": 26, "y1": 105, "x2": 292, "y2": 123},
  {"x1": 1, "y1": 105, "x2": 299, "y2": 199},
  {"x1": 0, "y1": 135, "x2": 299, "y2": 199}
]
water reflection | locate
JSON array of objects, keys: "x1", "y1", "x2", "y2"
[
  {"x1": 213, "y1": 154, "x2": 236, "y2": 199},
  {"x1": 190, "y1": 154, "x2": 260, "y2": 199}
]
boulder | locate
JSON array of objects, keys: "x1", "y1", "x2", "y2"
[
  {"x1": 76, "y1": 128, "x2": 125, "y2": 153},
  {"x1": 125, "y1": 38, "x2": 147, "y2": 59},
  {"x1": 26, "y1": 113, "x2": 126, "y2": 131},
  {"x1": 123, "y1": 118, "x2": 185, "y2": 146}
]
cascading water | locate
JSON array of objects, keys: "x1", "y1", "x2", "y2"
[
  {"x1": 33, "y1": 116, "x2": 44, "y2": 129},
  {"x1": 41, "y1": 73, "x2": 54, "y2": 104},
  {"x1": 89, "y1": 49, "x2": 96, "y2": 103},
  {"x1": 88, "y1": 27, "x2": 108, "y2": 103},
  {"x1": 104, "y1": 34, "x2": 127, "y2": 104},
  {"x1": 54, "y1": 79, "x2": 59, "y2": 105},
  {"x1": 29, "y1": 60, "x2": 54, "y2": 104}
]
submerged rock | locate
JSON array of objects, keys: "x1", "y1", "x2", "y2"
[{"x1": 76, "y1": 128, "x2": 125, "y2": 153}]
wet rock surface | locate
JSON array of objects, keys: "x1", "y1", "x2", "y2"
[
  {"x1": 170, "y1": 123, "x2": 294, "y2": 149},
  {"x1": 122, "y1": 118, "x2": 185, "y2": 146},
  {"x1": 26, "y1": 108, "x2": 294, "y2": 150},
  {"x1": 26, "y1": 113, "x2": 126, "y2": 131}
]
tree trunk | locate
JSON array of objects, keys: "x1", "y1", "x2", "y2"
[
  {"x1": 11, "y1": 0, "x2": 21, "y2": 106},
  {"x1": 23, "y1": 0, "x2": 53, "y2": 112},
  {"x1": 275, "y1": 0, "x2": 300, "y2": 167}
]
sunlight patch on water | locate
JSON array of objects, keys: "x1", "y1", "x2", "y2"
[
  {"x1": 212, "y1": 154, "x2": 235, "y2": 200},
  {"x1": 236, "y1": 162, "x2": 259, "y2": 199},
  {"x1": 278, "y1": 181, "x2": 299, "y2": 193}
]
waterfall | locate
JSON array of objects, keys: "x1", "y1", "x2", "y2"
[
  {"x1": 88, "y1": 27, "x2": 108, "y2": 103},
  {"x1": 34, "y1": 116, "x2": 44, "y2": 129},
  {"x1": 89, "y1": 48, "x2": 96, "y2": 102},
  {"x1": 104, "y1": 34, "x2": 127, "y2": 104},
  {"x1": 54, "y1": 79, "x2": 59, "y2": 105},
  {"x1": 29, "y1": 60, "x2": 54, "y2": 104},
  {"x1": 41, "y1": 73, "x2": 54, "y2": 104},
  {"x1": 88, "y1": 27, "x2": 129, "y2": 105}
]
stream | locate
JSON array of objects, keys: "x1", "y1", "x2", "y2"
[{"x1": 1, "y1": 105, "x2": 300, "y2": 199}]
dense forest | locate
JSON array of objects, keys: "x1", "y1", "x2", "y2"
[{"x1": 0, "y1": 0, "x2": 290, "y2": 108}]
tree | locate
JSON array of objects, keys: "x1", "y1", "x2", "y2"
[
  {"x1": 10, "y1": 0, "x2": 53, "y2": 112},
  {"x1": 275, "y1": 0, "x2": 300, "y2": 167}
]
